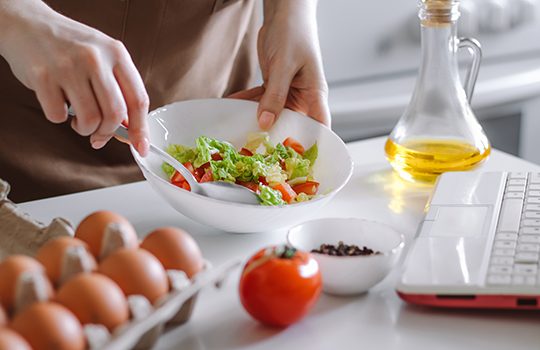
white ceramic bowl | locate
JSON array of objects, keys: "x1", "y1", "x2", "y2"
[
  {"x1": 131, "y1": 99, "x2": 353, "y2": 233},
  {"x1": 287, "y1": 218, "x2": 404, "y2": 295}
]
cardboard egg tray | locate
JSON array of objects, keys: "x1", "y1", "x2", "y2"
[{"x1": 0, "y1": 178, "x2": 239, "y2": 349}]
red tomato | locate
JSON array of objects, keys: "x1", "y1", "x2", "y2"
[
  {"x1": 200, "y1": 169, "x2": 213, "y2": 183},
  {"x1": 239, "y1": 246, "x2": 322, "y2": 327},
  {"x1": 239, "y1": 148, "x2": 254, "y2": 156},
  {"x1": 237, "y1": 181, "x2": 259, "y2": 193},
  {"x1": 258, "y1": 176, "x2": 268, "y2": 185},
  {"x1": 271, "y1": 182, "x2": 297, "y2": 203},
  {"x1": 211, "y1": 153, "x2": 223, "y2": 161},
  {"x1": 283, "y1": 137, "x2": 305, "y2": 155},
  {"x1": 172, "y1": 180, "x2": 191, "y2": 191},
  {"x1": 171, "y1": 170, "x2": 186, "y2": 183},
  {"x1": 292, "y1": 181, "x2": 320, "y2": 195}
]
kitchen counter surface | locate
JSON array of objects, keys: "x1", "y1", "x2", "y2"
[{"x1": 20, "y1": 136, "x2": 540, "y2": 350}]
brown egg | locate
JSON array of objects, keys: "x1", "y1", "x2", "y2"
[
  {"x1": 56, "y1": 273, "x2": 129, "y2": 331},
  {"x1": 99, "y1": 248, "x2": 169, "y2": 304},
  {"x1": 0, "y1": 256, "x2": 53, "y2": 313},
  {"x1": 141, "y1": 227, "x2": 204, "y2": 278},
  {"x1": 0, "y1": 305, "x2": 6, "y2": 326},
  {"x1": 0, "y1": 328, "x2": 31, "y2": 350},
  {"x1": 36, "y1": 237, "x2": 97, "y2": 286},
  {"x1": 75, "y1": 211, "x2": 138, "y2": 259},
  {"x1": 11, "y1": 302, "x2": 85, "y2": 350}
]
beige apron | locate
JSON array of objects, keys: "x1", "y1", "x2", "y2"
[{"x1": 0, "y1": 0, "x2": 257, "y2": 202}]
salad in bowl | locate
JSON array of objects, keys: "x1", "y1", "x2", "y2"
[{"x1": 162, "y1": 133, "x2": 320, "y2": 206}]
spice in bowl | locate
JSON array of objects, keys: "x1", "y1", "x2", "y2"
[{"x1": 311, "y1": 241, "x2": 381, "y2": 257}]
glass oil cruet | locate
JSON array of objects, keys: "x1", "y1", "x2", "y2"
[{"x1": 385, "y1": 0, "x2": 490, "y2": 183}]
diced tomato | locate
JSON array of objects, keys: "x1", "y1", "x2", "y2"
[
  {"x1": 279, "y1": 160, "x2": 286, "y2": 171},
  {"x1": 283, "y1": 137, "x2": 305, "y2": 155},
  {"x1": 200, "y1": 169, "x2": 213, "y2": 183},
  {"x1": 292, "y1": 181, "x2": 319, "y2": 195},
  {"x1": 237, "y1": 181, "x2": 259, "y2": 193},
  {"x1": 171, "y1": 179, "x2": 191, "y2": 191},
  {"x1": 171, "y1": 170, "x2": 186, "y2": 183},
  {"x1": 239, "y1": 148, "x2": 254, "y2": 156},
  {"x1": 258, "y1": 176, "x2": 268, "y2": 185},
  {"x1": 211, "y1": 153, "x2": 223, "y2": 161},
  {"x1": 271, "y1": 182, "x2": 297, "y2": 203}
]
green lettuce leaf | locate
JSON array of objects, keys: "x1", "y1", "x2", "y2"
[
  {"x1": 258, "y1": 185, "x2": 286, "y2": 206},
  {"x1": 163, "y1": 144, "x2": 197, "y2": 178},
  {"x1": 284, "y1": 157, "x2": 311, "y2": 179},
  {"x1": 303, "y1": 143, "x2": 318, "y2": 166}
]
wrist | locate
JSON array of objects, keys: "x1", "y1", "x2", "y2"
[
  {"x1": 263, "y1": 0, "x2": 317, "y2": 25},
  {"x1": 0, "y1": 0, "x2": 57, "y2": 55}
]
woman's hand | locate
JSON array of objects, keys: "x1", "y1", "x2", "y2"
[
  {"x1": 0, "y1": 0, "x2": 149, "y2": 155},
  {"x1": 229, "y1": 0, "x2": 330, "y2": 130}
]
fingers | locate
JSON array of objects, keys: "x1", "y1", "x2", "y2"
[
  {"x1": 35, "y1": 83, "x2": 68, "y2": 124},
  {"x1": 257, "y1": 67, "x2": 295, "y2": 130},
  {"x1": 114, "y1": 54, "x2": 149, "y2": 157},
  {"x1": 64, "y1": 80, "x2": 102, "y2": 137},
  {"x1": 227, "y1": 86, "x2": 264, "y2": 101},
  {"x1": 89, "y1": 71, "x2": 128, "y2": 149}
]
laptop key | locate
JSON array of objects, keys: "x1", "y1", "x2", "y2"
[
  {"x1": 525, "y1": 204, "x2": 540, "y2": 211},
  {"x1": 509, "y1": 179, "x2": 527, "y2": 186},
  {"x1": 515, "y1": 252, "x2": 539, "y2": 263},
  {"x1": 520, "y1": 227, "x2": 540, "y2": 235},
  {"x1": 498, "y1": 199, "x2": 523, "y2": 233},
  {"x1": 510, "y1": 172, "x2": 528, "y2": 180},
  {"x1": 525, "y1": 276, "x2": 537, "y2": 286},
  {"x1": 528, "y1": 197, "x2": 540, "y2": 204},
  {"x1": 512, "y1": 275, "x2": 525, "y2": 285},
  {"x1": 490, "y1": 257, "x2": 514, "y2": 265},
  {"x1": 530, "y1": 173, "x2": 540, "y2": 184},
  {"x1": 494, "y1": 241, "x2": 517, "y2": 249},
  {"x1": 489, "y1": 266, "x2": 513, "y2": 274},
  {"x1": 514, "y1": 264, "x2": 538, "y2": 275},
  {"x1": 521, "y1": 219, "x2": 540, "y2": 227},
  {"x1": 529, "y1": 184, "x2": 540, "y2": 191},
  {"x1": 528, "y1": 191, "x2": 540, "y2": 197},
  {"x1": 519, "y1": 235, "x2": 540, "y2": 244},
  {"x1": 506, "y1": 185, "x2": 526, "y2": 193},
  {"x1": 495, "y1": 233, "x2": 518, "y2": 241},
  {"x1": 524, "y1": 212, "x2": 540, "y2": 219},
  {"x1": 492, "y1": 248, "x2": 515, "y2": 256},
  {"x1": 487, "y1": 275, "x2": 511, "y2": 285},
  {"x1": 505, "y1": 192, "x2": 524, "y2": 200},
  {"x1": 517, "y1": 243, "x2": 540, "y2": 253}
]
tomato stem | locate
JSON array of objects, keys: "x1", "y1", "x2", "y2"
[{"x1": 278, "y1": 245, "x2": 297, "y2": 259}]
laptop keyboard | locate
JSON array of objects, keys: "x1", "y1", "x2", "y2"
[{"x1": 487, "y1": 172, "x2": 540, "y2": 287}]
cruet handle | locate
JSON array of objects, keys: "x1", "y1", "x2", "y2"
[{"x1": 457, "y1": 37, "x2": 482, "y2": 102}]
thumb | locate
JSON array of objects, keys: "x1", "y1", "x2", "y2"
[{"x1": 257, "y1": 69, "x2": 293, "y2": 130}]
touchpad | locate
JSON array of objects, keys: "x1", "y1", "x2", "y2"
[{"x1": 428, "y1": 206, "x2": 489, "y2": 237}]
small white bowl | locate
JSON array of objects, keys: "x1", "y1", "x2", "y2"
[
  {"x1": 287, "y1": 218, "x2": 404, "y2": 295},
  {"x1": 131, "y1": 99, "x2": 353, "y2": 233}
]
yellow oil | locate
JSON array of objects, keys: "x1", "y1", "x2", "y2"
[{"x1": 385, "y1": 138, "x2": 491, "y2": 183}]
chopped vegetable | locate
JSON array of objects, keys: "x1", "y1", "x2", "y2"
[{"x1": 162, "y1": 134, "x2": 320, "y2": 205}]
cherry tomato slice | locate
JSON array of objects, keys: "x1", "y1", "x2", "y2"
[
  {"x1": 271, "y1": 182, "x2": 297, "y2": 203},
  {"x1": 239, "y1": 148, "x2": 254, "y2": 156},
  {"x1": 237, "y1": 181, "x2": 259, "y2": 193},
  {"x1": 283, "y1": 137, "x2": 305, "y2": 155},
  {"x1": 291, "y1": 181, "x2": 319, "y2": 195}
]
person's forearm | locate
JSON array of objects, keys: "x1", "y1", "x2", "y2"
[
  {"x1": 263, "y1": 0, "x2": 318, "y2": 24},
  {"x1": 0, "y1": 0, "x2": 56, "y2": 56}
]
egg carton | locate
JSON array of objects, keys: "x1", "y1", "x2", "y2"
[
  {"x1": 15, "y1": 254, "x2": 239, "y2": 350},
  {"x1": 0, "y1": 179, "x2": 239, "y2": 349},
  {"x1": 0, "y1": 178, "x2": 72, "y2": 260}
]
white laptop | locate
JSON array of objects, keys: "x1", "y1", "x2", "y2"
[{"x1": 397, "y1": 171, "x2": 540, "y2": 309}]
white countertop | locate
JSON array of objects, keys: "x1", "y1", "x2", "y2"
[{"x1": 19, "y1": 137, "x2": 540, "y2": 350}]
